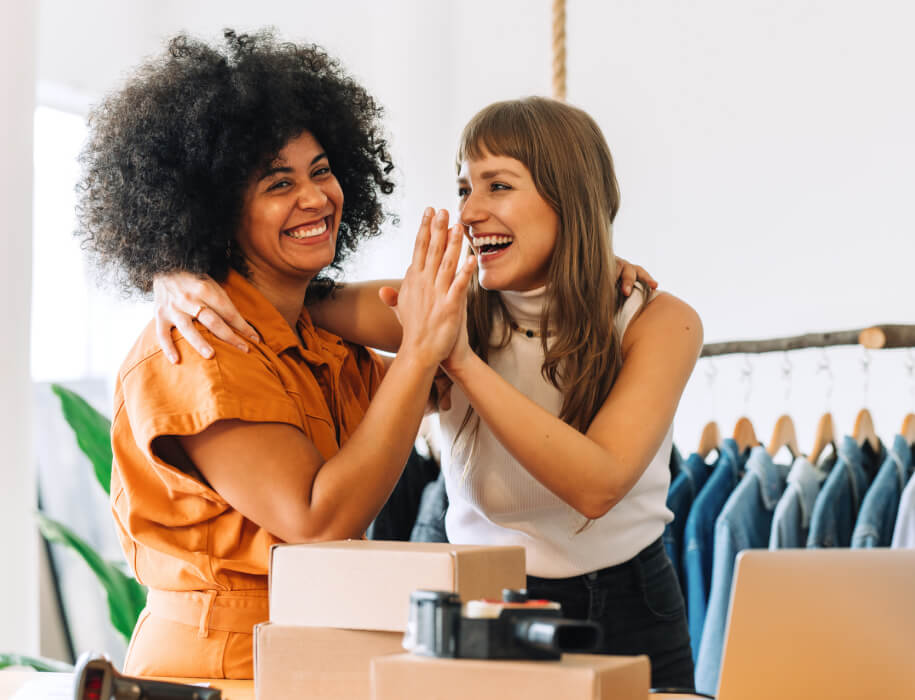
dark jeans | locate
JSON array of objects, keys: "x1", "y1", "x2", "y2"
[{"x1": 526, "y1": 537, "x2": 694, "y2": 691}]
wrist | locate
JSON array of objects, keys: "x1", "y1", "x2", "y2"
[
  {"x1": 392, "y1": 345, "x2": 440, "y2": 380},
  {"x1": 442, "y1": 351, "x2": 479, "y2": 386}
]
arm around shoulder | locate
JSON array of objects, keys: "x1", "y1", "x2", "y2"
[{"x1": 307, "y1": 280, "x2": 404, "y2": 352}]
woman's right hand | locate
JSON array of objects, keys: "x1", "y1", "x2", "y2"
[
  {"x1": 392, "y1": 208, "x2": 476, "y2": 370},
  {"x1": 153, "y1": 272, "x2": 259, "y2": 364}
]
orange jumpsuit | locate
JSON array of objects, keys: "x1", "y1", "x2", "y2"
[{"x1": 110, "y1": 270, "x2": 384, "y2": 678}]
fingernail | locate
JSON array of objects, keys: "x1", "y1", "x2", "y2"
[
  {"x1": 436, "y1": 209, "x2": 447, "y2": 220},
  {"x1": 248, "y1": 333, "x2": 260, "y2": 343},
  {"x1": 237, "y1": 344, "x2": 249, "y2": 353},
  {"x1": 168, "y1": 353, "x2": 178, "y2": 364},
  {"x1": 423, "y1": 207, "x2": 433, "y2": 219},
  {"x1": 203, "y1": 347, "x2": 214, "y2": 359},
  {"x1": 624, "y1": 284, "x2": 631, "y2": 294}
]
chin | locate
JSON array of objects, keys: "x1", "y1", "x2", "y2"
[{"x1": 477, "y1": 271, "x2": 508, "y2": 291}]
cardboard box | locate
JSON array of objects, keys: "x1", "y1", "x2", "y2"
[
  {"x1": 255, "y1": 623, "x2": 405, "y2": 700},
  {"x1": 371, "y1": 653, "x2": 650, "y2": 700},
  {"x1": 269, "y1": 540, "x2": 526, "y2": 631}
]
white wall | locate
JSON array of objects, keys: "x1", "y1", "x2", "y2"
[
  {"x1": 12, "y1": 0, "x2": 915, "y2": 656},
  {"x1": 565, "y1": 1, "x2": 915, "y2": 451},
  {"x1": 1, "y1": 1, "x2": 39, "y2": 655}
]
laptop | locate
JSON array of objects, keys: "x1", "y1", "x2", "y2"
[{"x1": 716, "y1": 548, "x2": 915, "y2": 700}]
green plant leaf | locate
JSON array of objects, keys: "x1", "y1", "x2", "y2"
[
  {"x1": 0, "y1": 653, "x2": 73, "y2": 672},
  {"x1": 36, "y1": 512, "x2": 146, "y2": 643},
  {"x1": 51, "y1": 384, "x2": 113, "y2": 496}
]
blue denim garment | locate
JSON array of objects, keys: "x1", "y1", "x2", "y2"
[
  {"x1": 682, "y1": 438, "x2": 743, "y2": 662},
  {"x1": 410, "y1": 471, "x2": 449, "y2": 543},
  {"x1": 852, "y1": 435, "x2": 914, "y2": 548},
  {"x1": 769, "y1": 455, "x2": 829, "y2": 549},
  {"x1": 807, "y1": 436, "x2": 884, "y2": 548},
  {"x1": 694, "y1": 447, "x2": 789, "y2": 694},
  {"x1": 664, "y1": 453, "x2": 714, "y2": 593},
  {"x1": 670, "y1": 443, "x2": 684, "y2": 480},
  {"x1": 891, "y1": 466, "x2": 915, "y2": 547}
]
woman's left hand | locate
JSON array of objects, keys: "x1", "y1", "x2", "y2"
[{"x1": 616, "y1": 257, "x2": 657, "y2": 296}]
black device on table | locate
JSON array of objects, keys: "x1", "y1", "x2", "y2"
[
  {"x1": 404, "y1": 588, "x2": 602, "y2": 660},
  {"x1": 72, "y1": 652, "x2": 222, "y2": 700}
]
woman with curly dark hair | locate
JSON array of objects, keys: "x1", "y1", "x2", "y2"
[{"x1": 77, "y1": 29, "x2": 474, "y2": 679}]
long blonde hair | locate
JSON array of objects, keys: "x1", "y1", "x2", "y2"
[{"x1": 454, "y1": 97, "x2": 632, "y2": 455}]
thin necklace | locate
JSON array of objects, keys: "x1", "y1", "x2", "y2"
[{"x1": 508, "y1": 318, "x2": 554, "y2": 338}]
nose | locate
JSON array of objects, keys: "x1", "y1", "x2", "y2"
[
  {"x1": 296, "y1": 181, "x2": 328, "y2": 210},
  {"x1": 459, "y1": 190, "x2": 486, "y2": 228}
]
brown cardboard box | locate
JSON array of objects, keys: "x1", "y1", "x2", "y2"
[
  {"x1": 269, "y1": 540, "x2": 526, "y2": 631},
  {"x1": 371, "y1": 653, "x2": 650, "y2": 700},
  {"x1": 255, "y1": 623, "x2": 405, "y2": 700}
]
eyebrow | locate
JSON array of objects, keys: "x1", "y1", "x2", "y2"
[
  {"x1": 260, "y1": 152, "x2": 329, "y2": 180},
  {"x1": 457, "y1": 168, "x2": 521, "y2": 182}
]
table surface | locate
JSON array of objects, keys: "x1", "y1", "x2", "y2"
[{"x1": 0, "y1": 670, "x2": 697, "y2": 699}]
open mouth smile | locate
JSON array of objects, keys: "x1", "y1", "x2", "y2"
[
  {"x1": 472, "y1": 234, "x2": 513, "y2": 256},
  {"x1": 283, "y1": 217, "x2": 331, "y2": 240}
]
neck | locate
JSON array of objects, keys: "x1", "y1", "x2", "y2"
[
  {"x1": 243, "y1": 263, "x2": 311, "y2": 331},
  {"x1": 499, "y1": 285, "x2": 550, "y2": 327}
]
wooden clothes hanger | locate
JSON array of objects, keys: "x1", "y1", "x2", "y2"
[
  {"x1": 767, "y1": 414, "x2": 799, "y2": 458},
  {"x1": 698, "y1": 421, "x2": 721, "y2": 460},
  {"x1": 732, "y1": 416, "x2": 760, "y2": 454},
  {"x1": 809, "y1": 412, "x2": 835, "y2": 464},
  {"x1": 902, "y1": 413, "x2": 915, "y2": 446},
  {"x1": 853, "y1": 408, "x2": 880, "y2": 453}
]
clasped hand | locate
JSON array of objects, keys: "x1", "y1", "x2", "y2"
[{"x1": 381, "y1": 208, "x2": 476, "y2": 373}]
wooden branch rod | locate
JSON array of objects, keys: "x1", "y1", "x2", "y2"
[{"x1": 700, "y1": 324, "x2": 915, "y2": 357}]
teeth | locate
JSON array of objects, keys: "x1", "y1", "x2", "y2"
[
  {"x1": 285, "y1": 221, "x2": 327, "y2": 239},
  {"x1": 473, "y1": 235, "x2": 513, "y2": 247}
]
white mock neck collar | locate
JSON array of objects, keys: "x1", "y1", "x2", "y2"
[{"x1": 499, "y1": 286, "x2": 550, "y2": 328}]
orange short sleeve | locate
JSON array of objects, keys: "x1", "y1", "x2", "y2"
[{"x1": 121, "y1": 337, "x2": 302, "y2": 455}]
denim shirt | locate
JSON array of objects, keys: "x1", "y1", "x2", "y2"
[
  {"x1": 891, "y1": 465, "x2": 915, "y2": 548},
  {"x1": 769, "y1": 455, "x2": 829, "y2": 549},
  {"x1": 683, "y1": 438, "x2": 743, "y2": 661},
  {"x1": 807, "y1": 436, "x2": 884, "y2": 548},
  {"x1": 694, "y1": 447, "x2": 789, "y2": 694},
  {"x1": 664, "y1": 453, "x2": 714, "y2": 592},
  {"x1": 852, "y1": 435, "x2": 914, "y2": 548},
  {"x1": 670, "y1": 443, "x2": 684, "y2": 480},
  {"x1": 410, "y1": 472, "x2": 449, "y2": 543}
]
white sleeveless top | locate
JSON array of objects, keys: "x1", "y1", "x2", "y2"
[{"x1": 440, "y1": 286, "x2": 674, "y2": 578}]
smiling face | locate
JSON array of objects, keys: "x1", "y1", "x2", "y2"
[
  {"x1": 237, "y1": 130, "x2": 343, "y2": 288},
  {"x1": 457, "y1": 150, "x2": 559, "y2": 291}
]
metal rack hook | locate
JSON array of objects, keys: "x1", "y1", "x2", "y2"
[
  {"x1": 739, "y1": 354, "x2": 754, "y2": 409},
  {"x1": 780, "y1": 351, "x2": 793, "y2": 403},
  {"x1": 860, "y1": 347, "x2": 872, "y2": 407},
  {"x1": 704, "y1": 358, "x2": 719, "y2": 421},
  {"x1": 906, "y1": 348, "x2": 915, "y2": 411},
  {"x1": 816, "y1": 348, "x2": 834, "y2": 410}
]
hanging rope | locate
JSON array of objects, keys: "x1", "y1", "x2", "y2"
[{"x1": 552, "y1": 0, "x2": 567, "y2": 100}]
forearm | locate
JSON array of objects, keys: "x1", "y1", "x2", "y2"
[
  {"x1": 307, "y1": 351, "x2": 436, "y2": 538},
  {"x1": 308, "y1": 280, "x2": 404, "y2": 352},
  {"x1": 447, "y1": 356, "x2": 628, "y2": 518}
]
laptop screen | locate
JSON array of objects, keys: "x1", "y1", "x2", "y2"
[{"x1": 716, "y1": 549, "x2": 915, "y2": 700}]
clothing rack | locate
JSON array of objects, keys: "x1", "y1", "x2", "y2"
[{"x1": 700, "y1": 324, "x2": 915, "y2": 357}]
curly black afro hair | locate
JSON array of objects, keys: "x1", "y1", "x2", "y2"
[{"x1": 77, "y1": 29, "x2": 395, "y2": 297}]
